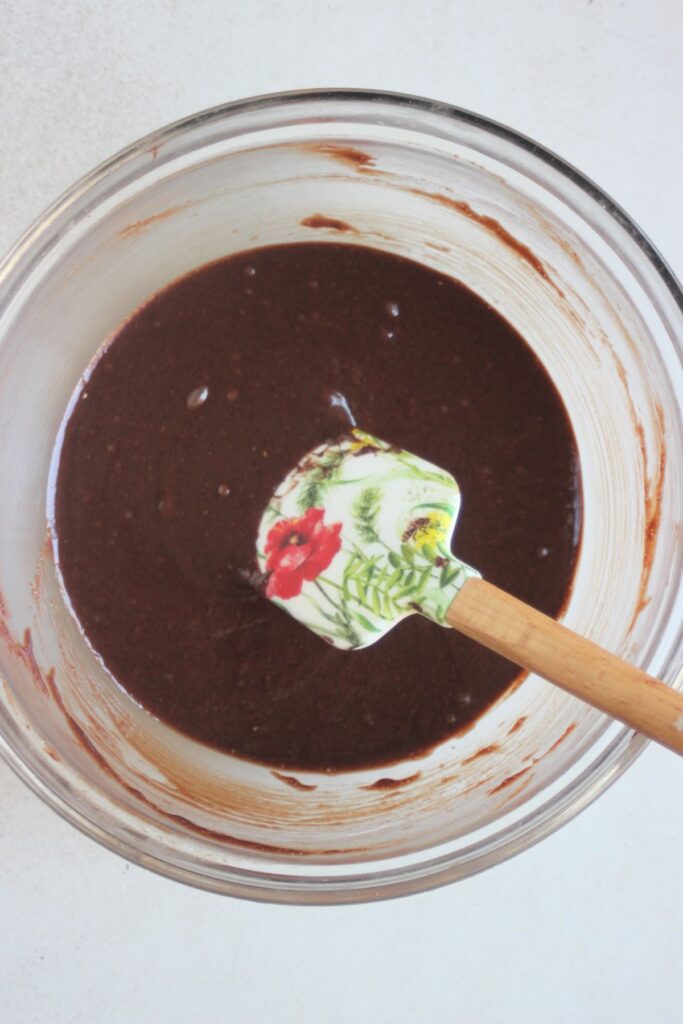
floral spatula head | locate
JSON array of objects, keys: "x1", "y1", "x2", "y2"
[
  {"x1": 257, "y1": 429, "x2": 479, "y2": 650},
  {"x1": 256, "y1": 429, "x2": 683, "y2": 756}
]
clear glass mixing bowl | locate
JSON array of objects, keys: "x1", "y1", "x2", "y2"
[{"x1": 0, "y1": 90, "x2": 681, "y2": 903}]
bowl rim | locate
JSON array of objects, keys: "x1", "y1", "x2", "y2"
[{"x1": 0, "y1": 87, "x2": 681, "y2": 904}]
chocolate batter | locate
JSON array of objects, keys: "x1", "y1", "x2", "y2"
[{"x1": 54, "y1": 243, "x2": 581, "y2": 770}]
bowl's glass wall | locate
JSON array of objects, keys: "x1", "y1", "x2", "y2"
[{"x1": 0, "y1": 93, "x2": 681, "y2": 902}]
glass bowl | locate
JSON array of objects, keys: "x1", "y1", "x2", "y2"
[{"x1": 0, "y1": 90, "x2": 681, "y2": 904}]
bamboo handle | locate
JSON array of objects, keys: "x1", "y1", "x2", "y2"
[{"x1": 447, "y1": 577, "x2": 683, "y2": 755}]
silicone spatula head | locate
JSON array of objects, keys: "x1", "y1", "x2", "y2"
[{"x1": 256, "y1": 429, "x2": 479, "y2": 649}]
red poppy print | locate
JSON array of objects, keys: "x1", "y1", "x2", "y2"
[{"x1": 264, "y1": 507, "x2": 343, "y2": 599}]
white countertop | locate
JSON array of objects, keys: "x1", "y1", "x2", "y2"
[{"x1": 2, "y1": 2, "x2": 682, "y2": 1021}]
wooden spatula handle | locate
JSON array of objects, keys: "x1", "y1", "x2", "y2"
[{"x1": 447, "y1": 577, "x2": 683, "y2": 755}]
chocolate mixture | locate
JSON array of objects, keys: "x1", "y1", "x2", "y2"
[{"x1": 54, "y1": 243, "x2": 581, "y2": 770}]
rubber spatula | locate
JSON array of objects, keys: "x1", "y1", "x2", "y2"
[{"x1": 256, "y1": 429, "x2": 683, "y2": 755}]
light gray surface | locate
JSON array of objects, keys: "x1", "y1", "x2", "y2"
[{"x1": 2, "y1": 2, "x2": 682, "y2": 1021}]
